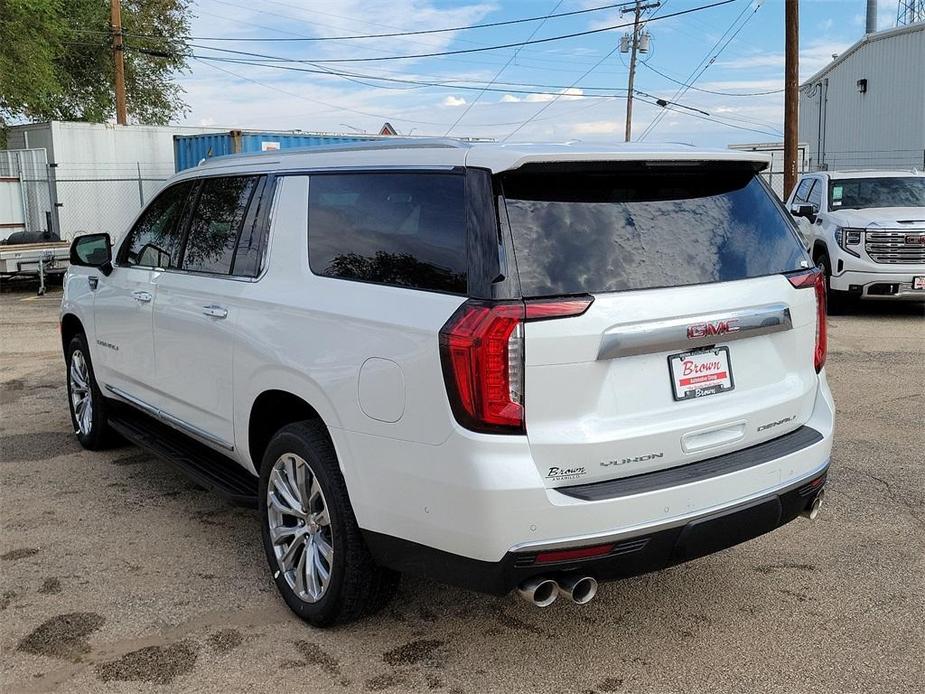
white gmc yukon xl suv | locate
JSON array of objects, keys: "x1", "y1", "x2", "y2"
[
  {"x1": 61, "y1": 140, "x2": 833, "y2": 626},
  {"x1": 786, "y1": 170, "x2": 925, "y2": 304}
]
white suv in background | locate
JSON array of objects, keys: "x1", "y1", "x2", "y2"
[
  {"x1": 61, "y1": 140, "x2": 833, "y2": 626},
  {"x1": 786, "y1": 170, "x2": 925, "y2": 305}
]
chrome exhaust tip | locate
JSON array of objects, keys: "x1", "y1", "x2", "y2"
[
  {"x1": 557, "y1": 575, "x2": 598, "y2": 605},
  {"x1": 801, "y1": 490, "x2": 824, "y2": 520},
  {"x1": 517, "y1": 576, "x2": 559, "y2": 607}
]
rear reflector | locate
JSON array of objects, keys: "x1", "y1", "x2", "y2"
[
  {"x1": 535, "y1": 543, "x2": 614, "y2": 564},
  {"x1": 787, "y1": 269, "x2": 827, "y2": 373}
]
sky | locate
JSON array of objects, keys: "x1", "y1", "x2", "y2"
[{"x1": 173, "y1": 0, "x2": 901, "y2": 146}]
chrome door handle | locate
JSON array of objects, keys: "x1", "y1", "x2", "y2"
[
  {"x1": 131, "y1": 290, "x2": 153, "y2": 303},
  {"x1": 202, "y1": 305, "x2": 228, "y2": 319}
]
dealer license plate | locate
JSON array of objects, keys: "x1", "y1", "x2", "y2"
[
  {"x1": 913, "y1": 276, "x2": 925, "y2": 290},
  {"x1": 669, "y1": 347, "x2": 735, "y2": 401}
]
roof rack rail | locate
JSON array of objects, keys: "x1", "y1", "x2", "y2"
[{"x1": 198, "y1": 137, "x2": 472, "y2": 167}]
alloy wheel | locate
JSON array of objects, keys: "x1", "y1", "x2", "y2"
[
  {"x1": 266, "y1": 453, "x2": 334, "y2": 603},
  {"x1": 69, "y1": 350, "x2": 93, "y2": 436}
]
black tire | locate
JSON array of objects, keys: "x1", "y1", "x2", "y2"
[
  {"x1": 258, "y1": 421, "x2": 399, "y2": 627},
  {"x1": 65, "y1": 333, "x2": 115, "y2": 450},
  {"x1": 815, "y1": 252, "x2": 847, "y2": 315}
]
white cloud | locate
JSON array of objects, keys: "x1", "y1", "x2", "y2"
[
  {"x1": 442, "y1": 95, "x2": 467, "y2": 107},
  {"x1": 572, "y1": 120, "x2": 621, "y2": 135},
  {"x1": 500, "y1": 94, "x2": 522, "y2": 103}
]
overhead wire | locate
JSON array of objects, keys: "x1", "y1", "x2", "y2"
[
  {"x1": 444, "y1": 0, "x2": 565, "y2": 136},
  {"x1": 638, "y1": 0, "x2": 763, "y2": 140}
]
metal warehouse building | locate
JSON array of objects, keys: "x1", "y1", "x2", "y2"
[{"x1": 799, "y1": 22, "x2": 925, "y2": 172}]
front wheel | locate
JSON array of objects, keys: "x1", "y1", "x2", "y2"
[
  {"x1": 815, "y1": 253, "x2": 848, "y2": 315},
  {"x1": 65, "y1": 333, "x2": 115, "y2": 449},
  {"x1": 258, "y1": 421, "x2": 399, "y2": 626}
]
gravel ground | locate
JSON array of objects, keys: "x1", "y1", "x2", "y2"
[{"x1": 1, "y1": 283, "x2": 923, "y2": 694}]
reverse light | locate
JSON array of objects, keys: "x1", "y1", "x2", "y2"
[
  {"x1": 788, "y1": 269, "x2": 827, "y2": 373},
  {"x1": 439, "y1": 296, "x2": 592, "y2": 434}
]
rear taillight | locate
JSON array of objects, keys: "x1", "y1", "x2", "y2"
[
  {"x1": 439, "y1": 296, "x2": 592, "y2": 434},
  {"x1": 788, "y1": 269, "x2": 827, "y2": 372}
]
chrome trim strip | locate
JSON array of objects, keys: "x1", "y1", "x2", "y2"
[
  {"x1": 105, "y1": 385, "x2": 234, "y2": 451},
  {"x1": 597, "y1": 302, "x2": 793, "y2": 359},
  {"x1": 508, "y1": 458, "x2": 830, "y2": 554}
]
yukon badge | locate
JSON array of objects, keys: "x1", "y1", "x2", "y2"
[{"x1": 687, "y1": 319, "x2": 740, "y2": 340}]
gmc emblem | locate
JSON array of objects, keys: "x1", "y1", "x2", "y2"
[
  {"x1": 687, "y1": 319, "x2": 740, "y2": 340},
  {"x1": 905, "y1": 234, "x2": 925, "y2": 246}
]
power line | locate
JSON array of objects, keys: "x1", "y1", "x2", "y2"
[
  {"x1": 146, "y1": 0, "x2": 739, "y2": 65},
  {"x1": 638, "y1": 61, "x2": 783, "y2": 95},
  {"x1": 639, "y1": 0, "x2": 762, "y2": 140},
  {"x1": 104, "y1": 2, "x2": 637, "y2": 42},
  {"x1": 445, "y1": 0, "x2": 565, "y2": 136},
  {"x1": 193, "y1": 57, "x2": 622, "y2": 129}
]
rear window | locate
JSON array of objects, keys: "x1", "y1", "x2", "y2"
[
  {"x1": 500, "y1": 164, "x2": 807, "y2": 296},
  {"x1": 308, "y1": 172, "x2": 467, "y2": 294}
]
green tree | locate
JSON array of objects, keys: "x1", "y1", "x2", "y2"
[{"x1": 0, "y1": 0, "x2": 190, "y2": 134}]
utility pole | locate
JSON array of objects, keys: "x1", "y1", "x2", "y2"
[
  {"x1": 783, "y1": 0, "x2": 798, "y2": 197},
  {"x1": 111, "y1": 0, "x2": 127, "y2": 125},
  {"x1": 621, "y1": 1, "x2": 658, "y2": 142}
]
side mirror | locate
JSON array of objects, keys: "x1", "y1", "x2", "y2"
[
  {"x1": 790, "y1": 203, "x2": 817, "y2": 221},
  {"x1": 70, "y1": 233, "x2": 113, "y2": 276}
]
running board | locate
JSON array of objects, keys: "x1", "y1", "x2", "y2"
[{"x1": 109, "y1": 406, "x2": 258, "y2": 508}]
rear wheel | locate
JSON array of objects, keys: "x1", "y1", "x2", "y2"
[
  {"x1": 258, "y1": 421, "x2": 398, "y2": 626},
  {"x1": 65, "y1": 334, "x2": 115, "y2": 450}
]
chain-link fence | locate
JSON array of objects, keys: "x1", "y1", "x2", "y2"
[
  {"x1": 0, "y1": 149, "x2": 174, "y2": 243},
  {"x1": 53, "y1": 161, "x2": 174, "y2": 240}
]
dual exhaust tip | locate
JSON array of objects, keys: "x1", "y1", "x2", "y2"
[{"x1": 517, "y1": 574, "x2": 598, "y2": 607}]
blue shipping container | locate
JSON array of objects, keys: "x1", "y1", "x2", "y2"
[{"x1": 174, "y1": 130, "x2": 379, "y2": 171}]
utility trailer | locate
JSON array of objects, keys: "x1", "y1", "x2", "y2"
[{"x1": 0, "y1": 241, "x2": 69, "y2": 294}]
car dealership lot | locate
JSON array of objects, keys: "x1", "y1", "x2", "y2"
[{"x1": 1, "y1": 285, "x2": 922, "y2": 694}]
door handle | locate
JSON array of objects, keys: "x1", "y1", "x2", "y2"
[
  {"x1": 88, "y1": 276, "x2": 98, "y2": 290},
  {"x1": 202, "y1": 305, "x2": 228, "y2": 319},
  {"x1": 131, "y1": 290, "x2": 153, "y2": 303}
]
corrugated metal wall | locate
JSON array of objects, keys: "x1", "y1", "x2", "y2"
[
  {"x1": 799, "y1": 24, "x2": 925, "y2": 172},
  {"x1": 173, "y1": 131, "x2": 380, "y2": 171}
]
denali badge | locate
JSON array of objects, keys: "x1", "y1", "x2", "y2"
[
  {"x1": 602, "y1": 452, "x2": 664, "y2": 467},
  {"x1": 687, "y1": 319, "x2": 740, "y2": 340},
  {"x1": 546, "y1": 466, "x2": 587, "y2": 481},
  {"x1": 757, "y1": 415, "x2": 796, "y2": 432}
]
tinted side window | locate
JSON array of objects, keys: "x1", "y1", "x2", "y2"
[
  {"x1": 182, "y1": 176, "x2": 259, "y2": 275},
  {"x1": 793, "y1": 178, "x2": 813, "y2": 203},
  {"x1": 231, "y1": 177, "x2": 273, "y2": 278},
  {"x1": 121, "y1": 182, "x2": 192, "y2": 268},
  {"x1": 308, "y1": 173, "x2": 467, "y2": 294}
]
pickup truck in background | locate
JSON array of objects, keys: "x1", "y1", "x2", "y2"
[{"x1": 786, "y1": 170, "x2": 925, "y2": 307}]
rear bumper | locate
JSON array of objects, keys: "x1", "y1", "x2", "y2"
[
  {"x1": 362, "y1": 463, "x2": 828, "y2": 595},
  {"x1": 343, "y1": 373, "x2": 834, "y2": 585},
  {"x1": 829, "y1": 268, "x2": 925, "y2": 300}
]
